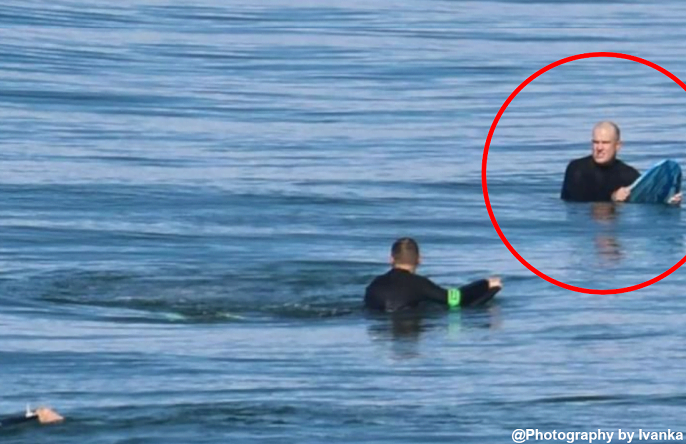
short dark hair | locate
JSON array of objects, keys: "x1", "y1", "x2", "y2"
[{"x1": 391, "y1": 237, "x2": 420, "y2": 265}]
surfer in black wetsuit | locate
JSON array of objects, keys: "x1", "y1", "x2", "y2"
[
  {"x1": 364, "y1": 237, "x2": 502, "y2": 312},
  {"x1": 561, "y1": 121, "x2": 682, "y2": 204},
  {"x1": 0, "y1": 406, "x2": 63, "y2": 429}
]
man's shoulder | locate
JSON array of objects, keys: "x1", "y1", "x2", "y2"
[
  {"x1": 615, "y1": 158, "x2": 639, "y2": 172},
  {"x1": 366, "y1": 268, "x2": 426, "y2": 288},
  {"x1": 365, "y1": 269, "x2": 392, "y2": 288},
  {"x1": 566, "y1": 155, "x2": 593, "y2": 169}
]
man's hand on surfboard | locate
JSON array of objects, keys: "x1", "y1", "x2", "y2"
[
  {"x1": 35, "y1": 407, "x2": 64, "y2": 424},
  {"x1": 667, "y1": 192, "x2": 682, "y2": 205},
  {"x1": 611, "y1": 186, "x2": 631, "y2": 202},
  {"x1": 488, "y1": 277, "x2": 502, "y2": 289}
]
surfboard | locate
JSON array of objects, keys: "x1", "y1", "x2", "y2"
[
  {"x1": 628, "y1": 159, "x2": 682, "y2": 204},
  {"x1": 462, "y1": 287, "x2": 500, "y2": 307}
]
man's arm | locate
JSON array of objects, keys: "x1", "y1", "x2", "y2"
[
  {"x1": 611, "y1": 187, "x2": 631, "y2": 202},
  {"x1": 416, "y1": 276, "x2": 501, "y2": 308},
  {"x1": 0, "y1": 407, "x2": 63, "y2": 428},
  {"x1": 0, "y1": 414, "x2": 37, "y2": 428},
  {"x1": 612, "y1": 164, "x2": 641, "y2": 202}
]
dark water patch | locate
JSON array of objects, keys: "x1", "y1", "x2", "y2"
[
  {"x1": 0, "y1": 4, "x2": 139, "y2": 29},
  {"x1": 0, "y1": 183, "x2": 402, "y2": 212},
  {"x1": 0, "y1": 88, "x2": 190, "y2": 110},
  {"x1": 44, "y1": 155, "x2": 201, "y2": 168},
  {"x1": 515, "y1": 392, "x2": 686, "y2": 406},
  {"x1": 16, "y1": 264, "x2": 369, "y2": 323}
]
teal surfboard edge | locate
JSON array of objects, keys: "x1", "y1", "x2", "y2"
[{"x1": 628, "y1": 159, "x2": 682, "y2": 204}]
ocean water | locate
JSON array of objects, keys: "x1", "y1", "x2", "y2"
[{"x1": 2, "y1": 0, "x2": 686, "y2": 442}]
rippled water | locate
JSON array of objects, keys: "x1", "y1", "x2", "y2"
[{"x1": 2, "y1": 1, "x2": 686, "y2": 443}]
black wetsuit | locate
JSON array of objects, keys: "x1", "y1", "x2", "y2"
[
  {"x1": 0, "y1": 414, "x2": 36, "y2": 428},
  {"x1": 561, "y1": 155, "x2": 640, "y2": 202},
  {"x1": 364, "y1": 268, "x2": 498, "y2": 312}
]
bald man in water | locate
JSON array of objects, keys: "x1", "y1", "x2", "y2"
[{"x1": 561, "y1": 121, "x2": 681, "y2": 204}]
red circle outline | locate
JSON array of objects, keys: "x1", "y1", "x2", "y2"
[{"x1": 482, "y1": 52, "x2": 686, "y2": 294}]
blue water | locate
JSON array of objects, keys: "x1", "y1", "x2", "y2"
[{"x1": 2, "y1": 1, "x2": 686, "y2": 443}]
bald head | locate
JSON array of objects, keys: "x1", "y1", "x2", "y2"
[
  {"x1": 593, "y1": 121, "x2": 621, "y2": 141},
  {"x1": 591, "y1": 121, "x2": 622, "y2": 165}
]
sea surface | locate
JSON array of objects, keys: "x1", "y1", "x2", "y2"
[{"x1": 2, "y1": 1, "x2": 686, "y2": 443}]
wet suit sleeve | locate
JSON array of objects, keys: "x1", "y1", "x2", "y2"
[
  {"x1": 0, "y1": 413, "x2": 37, "y2": 428},
  {"x1": 415, "y1": 276, "x2": 491, "y2": 308}
]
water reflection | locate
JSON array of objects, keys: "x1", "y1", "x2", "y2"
[
  {"x1": 591, "y1": 203, "x2": 623, "y2": 265},
  {"x1": 565, "y1": 201, "x2": 685, "y2": 267},
  {"x1": 366, "y1": 306, "x2": 502, "y2": 359}
]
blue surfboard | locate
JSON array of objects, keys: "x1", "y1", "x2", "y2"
[{"x1": 628, "y1": 159, "x2": 682, "y2": 204}]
